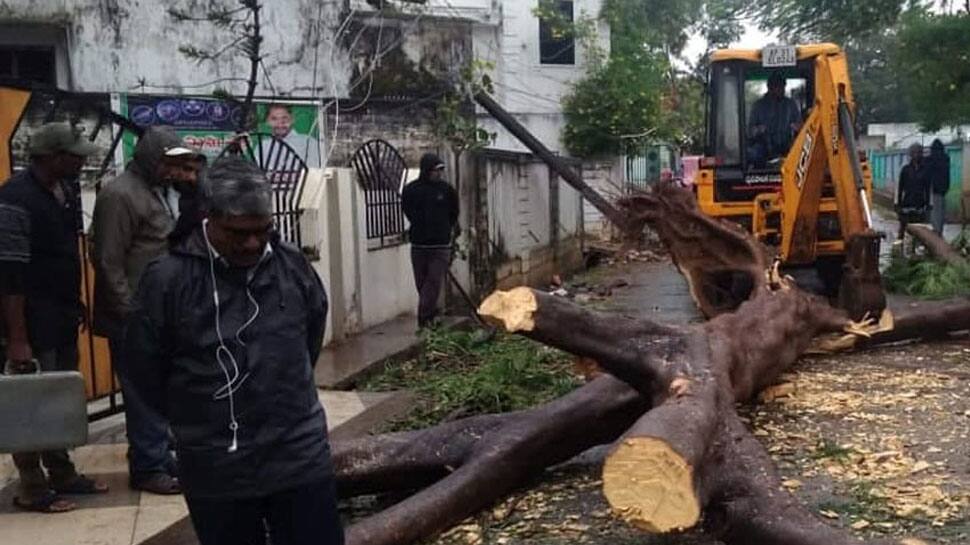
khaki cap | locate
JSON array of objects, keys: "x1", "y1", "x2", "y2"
[{"x1": 29, "y1": 122, "x2": 99, "y2": 157}]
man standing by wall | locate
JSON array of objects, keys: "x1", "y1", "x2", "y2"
[
  {"x1": 123, "y1": 158, "x2": 342, "y2": 544},
  {"x1": 90, "y1": 126, "x2": 203, "y2": 495},
  {"x1": 0, "y1": 122, "x2": 108, "y2": 512},
  {"x1": 402, "y1": 153, "x2": 459, "y2": 328},
  {"x1": 926, "y1": 139, "x2": 951, "y2": 237}
]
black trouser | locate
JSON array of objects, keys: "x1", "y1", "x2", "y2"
[
  {"x1": 410, "y1": 247, "x2": 451, "y2": 326},
  {"x1": 185, "y1": 479, "x2": 344, "y2": 545},
  {"x1": 10, "y1": 341, "x2": 81, "y2": 501}
]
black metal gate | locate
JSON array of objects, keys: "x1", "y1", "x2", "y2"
[
  {"x1": 224, "y1": 132, "x2": 309, "y2": 247},
  {"x1": 351, "y1": 139, "x2": 407, "y2": 249}
]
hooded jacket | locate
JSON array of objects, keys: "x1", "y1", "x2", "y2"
[
  {"x1": 926, "y1": 140, "x2": 951, "y2": 196},
  {"x1": 123, "y1": 228, "x2": 332, "y2": 499},
  {"x1": 90, "y1": 127, "x2": 182, "y2": 338},
  {"x1": 401, "y1": 153, "x2": 459, "y2": 247}
]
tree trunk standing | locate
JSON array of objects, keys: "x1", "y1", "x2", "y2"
[{"x1": 237, "y1": 0, "x2": 261, "y2": 133}]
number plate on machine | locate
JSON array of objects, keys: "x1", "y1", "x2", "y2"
[{"x1": 762, "y1": 45, "x2": 797, "y2": 67}]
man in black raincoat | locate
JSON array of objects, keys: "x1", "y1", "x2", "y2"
[{"x1": 124, "y1": 157, "x2": 342, "y2": 545}]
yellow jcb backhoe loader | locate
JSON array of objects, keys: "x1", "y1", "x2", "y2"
[{"x1": 695, "y1": 43, "x2": 885, "y2": 320}]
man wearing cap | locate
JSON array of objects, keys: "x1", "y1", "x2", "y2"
[
  {"x1": 90, "y1": 126, "x2": 203, "y2": 495},
  {"x1": 0, "y1": 122, "x2": 109, "y2": 512},
  {"x1": 401, "y1": 153, "x2": 459, "y2": 328}
]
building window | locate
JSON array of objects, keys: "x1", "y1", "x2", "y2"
[
  {"x1": 539, "y1": 1, "x2": 575, "y2": 65},
  {"x1": 0, "y1": 47, "x2": 57, "y2": 85}
]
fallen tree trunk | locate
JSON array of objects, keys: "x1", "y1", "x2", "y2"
[
  {"x1": 343, "y1": 376, "x2": 649, "y2": 545},
  {"x1": 147, "y1": 185, "x2": 967, "y2": 545},
  {"x1": 906, "y1": 224, "x2": 967, "y2": 267}
]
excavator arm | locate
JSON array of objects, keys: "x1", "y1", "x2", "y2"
[{"x1": 778, "y1": 52, "x2": 886, "y2": 320}]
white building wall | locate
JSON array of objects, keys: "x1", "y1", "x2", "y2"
[
  {"x1": 0, "y1": 0, "x2": 349, "y2": 96},
  {"x1": 299, "y1": 167, "x2": 419, "y2": 346},
  {"x1": 348, "y1": 0, "x2": 607, "y2": 155}
]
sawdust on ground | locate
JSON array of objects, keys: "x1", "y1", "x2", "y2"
[{"x1": 415, "y1": 339, "x2": 970, "y2": 545}]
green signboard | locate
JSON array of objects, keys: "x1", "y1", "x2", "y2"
[{"x1": 118, "y1": 95, "x2": 322, "y2": 167}]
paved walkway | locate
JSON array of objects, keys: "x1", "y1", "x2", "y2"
[
  {"x1": 0, "y1": 389, "x2": 406, "y2": 545},
  {"x1": 315, "y1": 314, "x2": 467, "y2": 389}
]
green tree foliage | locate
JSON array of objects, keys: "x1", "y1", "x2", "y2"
[
  {"x1": 741, "y1": 0, "x2": 928, "y2": 127},
  {"x1": 744, "y1": 0, "x2": 909, "y2": 43},
  {"x1": 560, "y1": 53, "x2": 667, "y2": 157},
  {"x1": 546, "y1": 0, "x2": 744, "y2": 157},
  {"x1": 895, "y1": 12, "x2": 970, "y2": 130},
  {"x1": 845, "y1": 32, "x2": 914, "y2": 126}
]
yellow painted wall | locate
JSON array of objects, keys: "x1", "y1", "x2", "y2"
[{"x1": 0, "y1": 88, "x2": 32, "y2": 182}]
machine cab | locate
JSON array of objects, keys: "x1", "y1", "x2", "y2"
[{"x1": 705, "y1": 45, "x2": 822, "y2": 203}]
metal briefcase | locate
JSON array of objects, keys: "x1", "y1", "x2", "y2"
[{"x1": 0, "y1": 361, "x2": 88, "y2": 453}]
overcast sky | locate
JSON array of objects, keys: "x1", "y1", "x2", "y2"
[{"x1": 683, "y1": 20, "x2": 778, "y2": 62}]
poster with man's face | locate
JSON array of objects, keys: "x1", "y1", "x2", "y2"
[
  {"x1": 118, "y1": 95, "x2": 322, "y2": 168},
  {"x1": 255, "y1": 103, "x2": 322, "y2": 168}
]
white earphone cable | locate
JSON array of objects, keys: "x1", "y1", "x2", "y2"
[{"x1": 203, "y1": 220, "x2": 260, "y2": 453}]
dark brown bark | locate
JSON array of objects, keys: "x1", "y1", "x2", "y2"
[
  {"x1": 906, "y1": 224, "x2": 968, "y2": 267},
  {"x1": 345, "y1": 376, "x2": 649, "y2": 545},
  {"x1": 332, "y1": 413, "x2": 511, "y2": 497},
  {"x1": 617, "y1": 185, "x2": 771, "y2": 318}
]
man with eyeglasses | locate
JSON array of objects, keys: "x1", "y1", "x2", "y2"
[{"x1": 124, "y1": 157, "x2": 341, "y2": 545}]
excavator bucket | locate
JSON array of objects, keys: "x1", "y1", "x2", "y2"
[{"x1": 837, "y1": 231, "x2": 886, "y2": 321}]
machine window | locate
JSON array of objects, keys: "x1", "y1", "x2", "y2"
[
  {"x1": 715, "y1": 68, "x2": 741, "y2": 165},
  {"x1": 744, "y1": 73, "x2": 807, "y2": 169}
]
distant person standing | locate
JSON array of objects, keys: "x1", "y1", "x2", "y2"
[
  {"x1": 262, "y1": 104, "x2": 321, "y2": 168},
  {"x1": 896, "y1": 143, "x2": 929, "y2": 240},
  {"x1": 90, "y1": 127, "x2": 203, "y2": 495},
  {"x1": 926, "y1": 139, "x2": 951, "y2": 236},
  {"x1": 401, "y1": 153, "x2": 459, "y2": 328}
]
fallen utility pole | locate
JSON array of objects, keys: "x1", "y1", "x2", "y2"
[{"x1": 474, "y1": 91, "x2": 631, "y2": 231}]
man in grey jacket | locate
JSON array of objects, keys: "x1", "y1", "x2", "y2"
[{"x1": 90, "y1": 126, "x2": 203, "y2": 494}]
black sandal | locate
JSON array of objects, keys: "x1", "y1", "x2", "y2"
[
  {"x1": 13, "y1": 491, "x2": 76, "y2": 513},
  {"x1": 131, "y1": 473, "x2": 181, "y2": 495}
]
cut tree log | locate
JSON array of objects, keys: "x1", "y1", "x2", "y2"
[
  {"x1": 146, "y1": 184, "x2": 965, "y2": 545},
  {"x1": 906, "y1": 224, "x2": 968, "y2": 267},
  {"x1": 479, "y1": 283, "x2": 956, "y2": 545}
]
